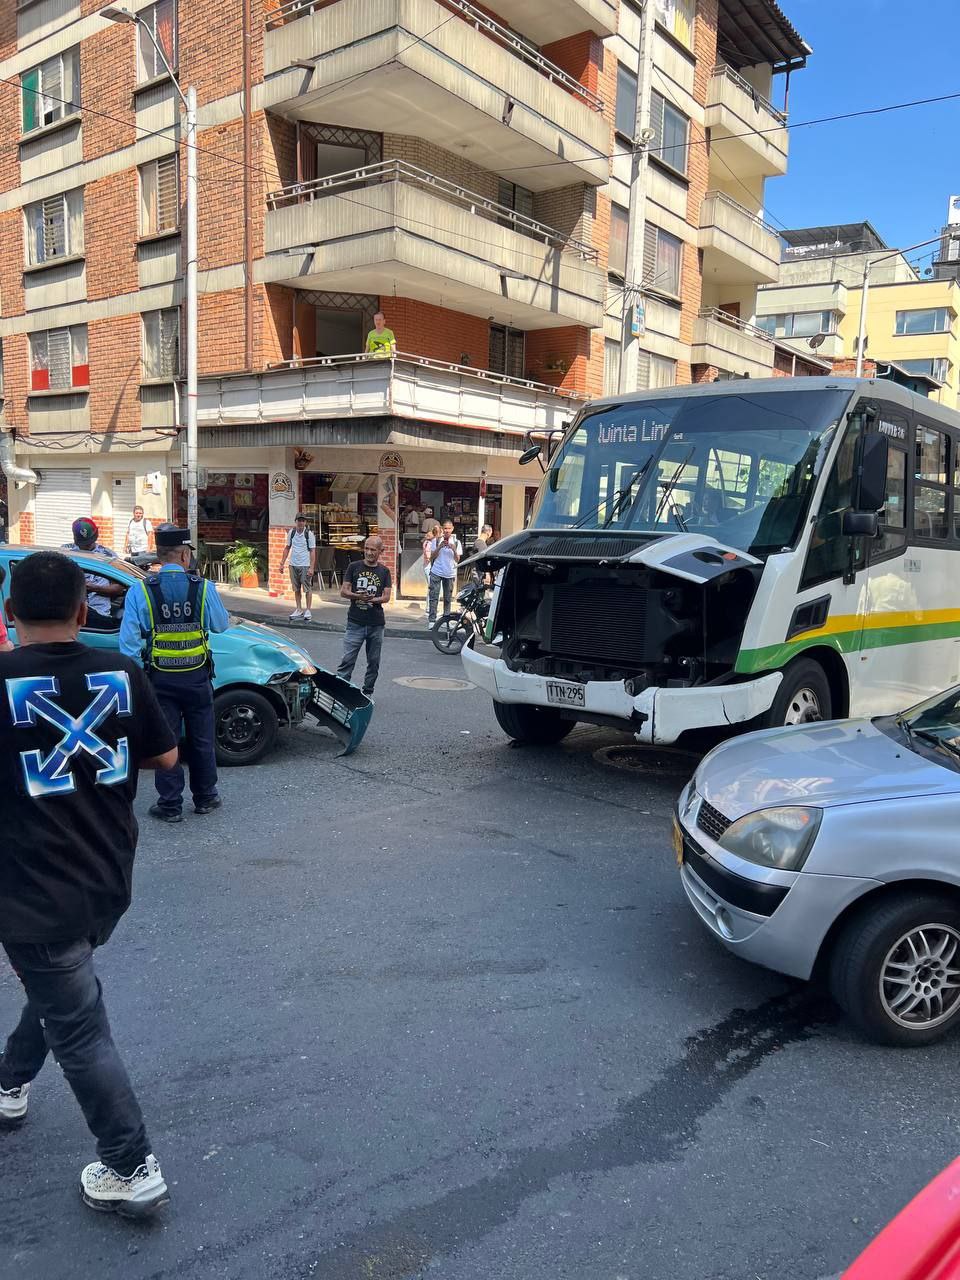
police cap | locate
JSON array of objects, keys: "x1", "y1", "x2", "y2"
[{"x1": 154, "y1": 523, "x2": 196, "y2": 550}]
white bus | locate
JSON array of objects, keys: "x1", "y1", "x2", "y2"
[{"x1": 463, "y1": 377, "x2": 960, "y2": 745}]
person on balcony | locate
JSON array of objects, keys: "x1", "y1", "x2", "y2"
[{"x1": 365, "y1": 313, "x2": 397, "y2": 359}]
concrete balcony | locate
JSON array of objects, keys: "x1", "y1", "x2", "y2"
[
  {"x1": 699, "y1": 191, "x2": 781, "y2": 285},
  {"x1": 263, "y1": 162, "x2": 606, "y2": 330},
  {"x1": 489, "y1": 0, "x2": 618, "y2": 41},
  {"x1": 705, "y1": 64, "x2": 788, "y2": 179},
  {"x1": 263, "y1": 0, "x2": 610, "y2": 191},
  {"x1": 692, "y1": 308, "x2": 775, "y2": 379},
  {"x1": 196, "y1": 353, "x2": 583, "y2": 438}
]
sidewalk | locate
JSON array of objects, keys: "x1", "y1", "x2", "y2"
[{"x1": 219, "y1": 584, "x2": 433, "y2": 639}]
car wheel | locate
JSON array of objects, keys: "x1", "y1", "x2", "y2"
[
  {"x1": 829, "y1": 893, "x2": 960, "y2": 1046},
  {"x1": 767, "y1": 657, "x2": 832, "y2": 728},
  {"x1": 493, "y1": 700, "x2": 575, "y2": 745},
  {"x1": 214, "y1": 689, "x2": 279, "y2": 766}
]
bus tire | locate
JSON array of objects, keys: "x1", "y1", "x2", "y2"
[
  {"x1": 766, "y1": 658, "x2": 832, "y2": 728},
  {"x1": 493, "y1": 700, "x2": 575, "y2": 745}
]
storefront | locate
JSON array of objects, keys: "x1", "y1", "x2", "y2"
[{"x1": 172, "y1": 470, "x2": 270, "y2": 582}]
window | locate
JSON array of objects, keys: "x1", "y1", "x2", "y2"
[
  {"x1": 895, "y1": 308, "x2": 951, "y2": 336},
  {"x1": 497, "y1": 179, "x2": 535, "y2": 228},
  {"x1": 603, "y1": 339, "x2": 621, "y2": 396},
  {"x1": 914, "y1": 424, "x2": 949, "y2": 540},
  {"x1": 137, "y1": 0, "x2": 177, "y2": 82},
  {"x1": 21, "y1": 48, "x2": 80, "y2": 134},
  {"x1": 656, "y1": 0, "x2": 696, "y2": 46},
  {"x1": 139, "y1": 155, "x2": 179, "y2": 236},
  {"x1": 801, "y1": 419, "x2": 864, "y2": 588},
  {"x1": 650, "y1": 354, "x2": 677, "y2": 388},
  {"x1": 898, "y1": 358, "x2": 950, "y2": 383},
  {"x1": 24, "y1": 189, "x2": 83, "y2": 266},
  {"x1": 142, "y1": 308, "x2": 181, "y2": 379},
  {"x1": 489, "y1": 325, "x2": 524, "y2": 380},
  {"x1": 615, "y1": 64, "x2": 638, "y2": 138},
  {"x1": 756, "y1": 310, "x2": 836, "y2": 339},
  {"x1": 644, "y1": 223, "x2": 682, "y2": 296},
  {"x1": 877, "y1": 442, "x2": 907, "y2": 558},
  {"x1": 650, "y1": 92, "x2": 689, "y2": 176},
  {"x1": 29, "y1": 326, "x2": 88, "y2": 392},
  {"x1": 608, "y1": 204, "x2": 629, "y2": 278}
]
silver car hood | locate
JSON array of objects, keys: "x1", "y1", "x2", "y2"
[{"x1": 698, "y1": 719, "x2": 960, "y2": 819}]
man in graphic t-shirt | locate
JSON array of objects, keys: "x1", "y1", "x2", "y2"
[
  {"x1": 0, "y1": 551, "x2": 178, "y2": 1216},
  {"x1": 337, "y1": 536, "x2": 392, "y2": 697},
  {"x1": 365, "y1": 312, "x2": 397, "y2": 359}
]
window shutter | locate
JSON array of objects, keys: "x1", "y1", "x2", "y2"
[
  {"x1": 156, "y1": 155, "x2": 179, "y2": 230},
  {"x1": 42, "y1": 194, "x2": 66, "y2": 259},
  {"x1": 635, "y1": 350, "x2": 651, "y2": 390},
  {"x1": 649, "y1": 93, "x2": 665, "y2": 163},
  {"x1": 48, "y1": 328, "x2": 71, "y2": 389},
  {"x1": 642, "y1": 223, "x2": 657, "y2": 282},
  {"x1": 515, "y1": 186, "x2": 535, "y2": 221},
  {"x1": 506, "y1": 330, "x2": 525, "y2": 379},
  {"x1": 21, "y1": 67, "x2": 39, "y2": 132},
  {"x1": 160, "y1": 309, "x2": 180, "y2": 376},
  {"x1": 40, "y1": 56, "x2": 63, "y2": 126},
  {"x1": 489, "y1": 325, "x2": 506, "y2": 374}
]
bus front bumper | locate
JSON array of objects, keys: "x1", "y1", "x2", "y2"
[{"x1": 461, "y1": 644, "x2": 782, "y2": 745}]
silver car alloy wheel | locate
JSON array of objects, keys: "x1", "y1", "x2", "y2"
[
  {"x1": 879, "y1": 923, "x2": 960, "y2": 1030},
  {"x1": 783, "y1": 687, "x2": 823, "y2": 725}
]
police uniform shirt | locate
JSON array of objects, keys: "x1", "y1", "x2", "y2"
[{"x1": 119, "y1": 564, "x2": 230, "y2": 665}]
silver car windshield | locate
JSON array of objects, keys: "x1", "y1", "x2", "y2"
[
  {"x1": 527, "y1": 389, "x2": 851, "y2": 558},
  {"x1": 899, "y1": 688, "x2": 960, "y2": 762}
]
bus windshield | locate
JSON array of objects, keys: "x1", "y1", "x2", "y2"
[{"x1": 528, "y1": 388, "x2": 852, "y2": 558}]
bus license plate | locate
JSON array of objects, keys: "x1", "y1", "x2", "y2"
[
  {"x1": 673, "y1": 819, "x2": 684, "y2": 867},
  {"x1": 545, "y1": 680, "x2": 585, "y2": 708}
]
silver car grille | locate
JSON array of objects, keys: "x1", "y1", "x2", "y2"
[{"x1": 696, "y1": 799, "x2": 731, "y2": 843}]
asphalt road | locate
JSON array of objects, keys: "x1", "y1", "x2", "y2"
[{"x1": 2, "y1": 629, "x2": 954, "y2": 1279}]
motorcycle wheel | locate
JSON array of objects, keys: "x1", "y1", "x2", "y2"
[{"x1": 432, "y1": 612, "x2": 472, "y2": 655}]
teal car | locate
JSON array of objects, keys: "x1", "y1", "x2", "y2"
[{"x1": 0, "y1": 547, "x2": 373, "y2": 765}]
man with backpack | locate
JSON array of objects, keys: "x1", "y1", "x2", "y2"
[{"x1": 278, "y1": 513, "x2": 317, "y2": 622}]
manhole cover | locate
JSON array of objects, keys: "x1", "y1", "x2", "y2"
[
  {"x1": 593, "y1": 744, "x2": 699, "y2": 777},
  {"x1": 394, "y1": 676, "x2": 474, "y2": 691}
]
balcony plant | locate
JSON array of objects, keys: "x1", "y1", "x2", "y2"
[{"x1": 224, "y1": 540, "x2": 265, "y2": 588}]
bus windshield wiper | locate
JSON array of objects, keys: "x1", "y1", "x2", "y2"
[
  {"x1": 571, "y1": 458, "x2": 653, "y2": 530},
  {"x1": 655, "y1": 446, "x2": 695, "y2": 531}
]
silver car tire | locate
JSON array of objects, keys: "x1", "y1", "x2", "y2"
[{"x1": 829, "y1": 893, "x2": 960, "y2": 1047}]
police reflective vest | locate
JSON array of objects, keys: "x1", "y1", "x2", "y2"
[{"x1": 141, "y1": 574, "x2": 211, "y2": 673}]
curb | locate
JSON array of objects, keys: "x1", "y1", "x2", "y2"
[{"x1": 232, "y1": 608, "x2": 433, "y2": 641}]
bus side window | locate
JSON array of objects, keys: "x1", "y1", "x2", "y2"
[
  {"x1": 800, "y1": 419, "x2": 861, "y2": 588},
  {"x1": 876, "y1": 445, "x2": 907, "y2": 557},
  {"x1": 913, "y1": 423, "x2": 949, "y2": 541}
]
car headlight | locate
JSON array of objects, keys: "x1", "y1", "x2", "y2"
[
  {"x1": 717, "y1": 806, "x2": 821, "y2": 871},
  {"x1": 299, "y1": 662, "x2": 317, "y2": 676}
]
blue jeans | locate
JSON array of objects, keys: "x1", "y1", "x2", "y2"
[
  {"x1": 1, "y1": 934, "x2": 150, "y2": 1176},
  {"x1": 151, "y1": 672, "x2": 218, "y2": 812},
  {"x1": 428, "y1": 573, "x2": 454, "y2": 622},
  {"x1": 337, "y1": 622, "x2": 384, "y2": 696}
]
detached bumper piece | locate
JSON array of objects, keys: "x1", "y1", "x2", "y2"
[
  {"x1": 305, "y1": 670, "x2": 373, "y2": 755},
  {"x1": 842, "y1": 1156, "x2": 960, "y2": 1278}
]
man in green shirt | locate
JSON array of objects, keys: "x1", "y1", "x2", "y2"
[{"x1": 365, "y1": 312, "x2": 397, "y2": 358}]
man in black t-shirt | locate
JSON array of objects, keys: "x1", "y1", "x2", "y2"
[
  {"x1": 0, "y1": 552, "x2": 178, "y2": 1217},
  {"x1": 337, "y1": 535, "x2": 392, "y2": 697}
]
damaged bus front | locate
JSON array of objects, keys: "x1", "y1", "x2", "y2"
[{"x1": 463, "y1": 380, "x2": 859, "y2": 745}]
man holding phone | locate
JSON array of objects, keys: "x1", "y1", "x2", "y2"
[
  {"x1": 337, "y1": 536, "x2": 392, "y2": 697},
  {"x1": 427, "y1": 519, "x2": 463, "y2": 627}
]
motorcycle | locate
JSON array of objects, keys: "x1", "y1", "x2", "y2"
[{"x1": 431, "y1": 580, "x2": 490, "y2": 655}]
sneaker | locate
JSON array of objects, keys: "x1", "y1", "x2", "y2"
[
  {"x1": 289, "y1": 608, "x2": 304, "y2": 620},
  {"x1": 303, "y1": 610, "x2": 312, "y2": 621},
  {"x1": 0, "y1": 1083, "x2": 29, "y2": 1126},
  {"x1": 80, "y1": 1154, "x2": 169, "y2": 1218},
  {"x1": 149, "y1": 804, "x2": 183, "y2": 824},
  {"x1": 193, "y1": 797, "x2": 222, "y2": 816}
]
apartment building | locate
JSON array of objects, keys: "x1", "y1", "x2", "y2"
[
  {"x1": 0, "y1": 0, "x2": 808, "y2": 594},
  {"x1": 758, "y1": 221, "x2": 960, "y2": 408}
]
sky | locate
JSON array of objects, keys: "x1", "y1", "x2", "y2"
[{"x1": 764, "y1": 0, "x2": 959, "y2": 270}]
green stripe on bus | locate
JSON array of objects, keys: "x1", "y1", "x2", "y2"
[{"x1": 736, "y1": 617, "x2": 960, "y2": 675}]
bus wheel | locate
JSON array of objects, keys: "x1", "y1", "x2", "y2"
[
  {"x1": 493, "y1": 701, "x2": 575, "y2": 745},
  {"x1": 767, "y1": 658, "x2": 832, "y2": 728}
]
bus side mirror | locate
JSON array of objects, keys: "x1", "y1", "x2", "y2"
[
  {"x1": 842, "y1": 510, "x2": 879, "y2": 538},
  {"x1": 519, "y1": 444, "x2": 542, "y2": 466},
  {"x1": 854, "y1": 433, "x2": 888, "y2": 512}
]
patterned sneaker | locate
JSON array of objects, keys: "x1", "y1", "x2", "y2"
[
  {"x1": 0, "y1": 1083, "x2": 29, "y2": 1126},
  {"x1": 80, "y1": 1154, "x2": 169, "y2": 1217},
  {"x1": 289, "y1": 608, "x2": 304, "y2": 620}
]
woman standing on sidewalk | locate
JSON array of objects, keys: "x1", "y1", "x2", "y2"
[{"x1": 421, "y1": 522, "x2": 440, "y2": 612}]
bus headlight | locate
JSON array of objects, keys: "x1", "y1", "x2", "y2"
[{"x1": 718, "y1": 806, "x2": 822, "y2": 871}]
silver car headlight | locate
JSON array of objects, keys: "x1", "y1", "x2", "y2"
[{"x1": 717, "y1": 806, "x2": 822, "y2": 871}]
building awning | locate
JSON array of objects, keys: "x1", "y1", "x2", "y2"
[
  {"x1": 197, "y1": 417, "x2": 525, "y2": 459},
  {"x1": 717, "y1": 0, "x2": 811, "y2": 73}
]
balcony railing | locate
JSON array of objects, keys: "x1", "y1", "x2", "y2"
[
  {"x1": 698, "y1": 307, "x2": 774, "y2": 344},
  {"x1": 266, "y1": 0, "x2": 605, "y2": 112},
  {"x1": 266, "y1": 160, "x2": 600, "y2": 261},
  {"x1": 702, "y1": 190, "x2": 776, "y2": 234},
  {"x1": 710, "y1": 63, "x2": 786, "y2": 125}
]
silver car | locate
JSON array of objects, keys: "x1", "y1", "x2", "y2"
[{"x1": 675, "y1": 684, "x2": 960, "y2": 1046}]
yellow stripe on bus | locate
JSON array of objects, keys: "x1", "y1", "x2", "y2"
[{"x1": 791, "y1": 607, "x2": 960, "y2": 643}]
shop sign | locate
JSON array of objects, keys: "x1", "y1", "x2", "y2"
[
  {"x1": 270, "y1": 471, "x2": 295, "y2": 500},
  {"x1": 630, "y1": 302, "x2": 645, "y2": 338},
  {"x1": 379, "y1": 452, "x2": 404, "y2": 473}
]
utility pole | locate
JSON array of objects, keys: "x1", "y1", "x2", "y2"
[
  {"x1": 101, "y1": 6, "x2": 198, "y2": 547},
  {"x1": 854, "y1": 233, "x2": 945, "y2": 378},
  {"x1": 618, "y1": 0, "x2": 655, "y2": 393}
]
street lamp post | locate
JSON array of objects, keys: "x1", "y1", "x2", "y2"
[
  {"x1": 854, "y1": 233, "x2": 946, "y2": 379},
  {"x1": 101, "y1": 6, "x2": 199, "y2": 547}
]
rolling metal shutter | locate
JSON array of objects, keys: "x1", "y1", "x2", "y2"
[{"x1": 34, "y1": 467, "x2": 91, "y2": 546}]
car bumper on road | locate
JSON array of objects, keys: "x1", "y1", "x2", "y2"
[
  {"x1": 462, "y1": 643, "x2": 782, "y2": 744},
  {"x1": 676, "y1": 810, "x2": 880, "y2": 980}
]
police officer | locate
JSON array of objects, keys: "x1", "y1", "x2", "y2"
[{"x1": 119, "y1": 525, "x2": 229, "y2": 824}]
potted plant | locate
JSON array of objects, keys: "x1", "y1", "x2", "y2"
[{"x1": 224, "y1": 540, "x2": 264, "y2": 588}]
